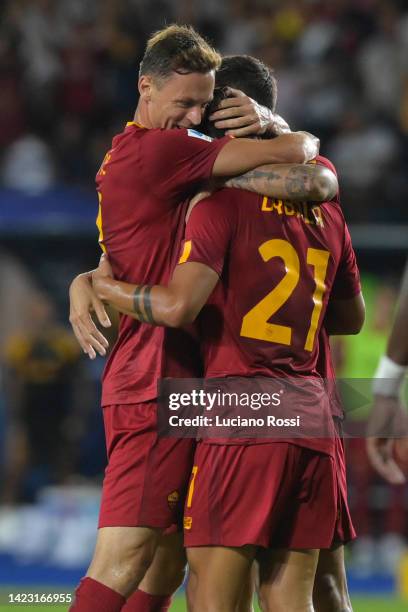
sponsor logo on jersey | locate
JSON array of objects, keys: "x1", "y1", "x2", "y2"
[{"x1": 187, "y1": 129, "x2": 212, "y2": 142}]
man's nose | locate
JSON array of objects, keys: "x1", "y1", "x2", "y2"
[{"x1": 187, "y1": 107, "x2": 202, "y2": 126}]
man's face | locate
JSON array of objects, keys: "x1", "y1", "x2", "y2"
[{"x1": 139, "y1": 71, "x2": 215, "y2": 129}]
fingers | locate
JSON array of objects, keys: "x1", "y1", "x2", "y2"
[
  {"x1": 209, "y1": 96, "x2": 270, "y2": 138},
  {"x1": 213, "y1": 114, "x2": 257, "y2": 130},
  {"x1": 212, "y1": 112, "x2": 264, "y2": 137},
  {"x1": 378, "y1": 457, "x2": 405, "y2": 485},
  {"x1": 224, "y1": 124, "x2": 263, "y2": 138},
  {"x1": 210, "y1": 104, "x2": 251, "y2": 121},
  {"x1": 71, "y1": 322, "x2": 97, "y2": 360},
  {"x1": 366, "y1": 438, "x2": 406, "y2": 485},
  {"x1": 209, "y1": 95, "x2": 250, "y2": 117},
  {"x1": 70, "y1": 312, "x2": 109, "y2": 359},
  {"x1": 223, "y1": 87, "x2": 246, "y2": 98},
  {"x1": 210, "y1": 87, "x2": 246, "y2": 110},
  {"x1": 93, "y1": 298, "x2": 112, "y2": 328}
]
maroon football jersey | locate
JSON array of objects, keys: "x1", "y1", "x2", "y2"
[
  {"x1": 181, "y1": 157, "x2": 360, "y2": 379},
  {"x1": 96, "y1": 122, "x2": 229, "y2": 404},
  {"x1": 179, "y1": 157, "x2": 360, "y2": 452}
]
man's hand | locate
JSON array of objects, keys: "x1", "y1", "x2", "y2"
[
  {"x1": 209, "y1": 87, "x2": 290, "y2": 138},
  {"x1": 366, "y1": 395, "x2": 408, "y2": 484},
  {"x1": 366, "y1": 437, "x2": 406, "y2": 485},
  {"x1": 69, "y1": 271, "x2": 111, "y2": 359}
]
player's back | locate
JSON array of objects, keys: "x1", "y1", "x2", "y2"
[{"x1": 191, "y1": 160, "x2": 360, "y2": 380}]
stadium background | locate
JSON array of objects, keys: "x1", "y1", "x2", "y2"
[{"x1": 0, "y1": 0, "x2": 407, "y2": 609}]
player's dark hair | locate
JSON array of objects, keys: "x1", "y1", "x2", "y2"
[
  {"x1": 217, "y1": 55, "x2": 277, "y2": 112},
  {"x1": 199, "y1": 87, "x2": 230, "y2": 139},
  {"x1": 139, "y1": 24, "x2": 221, "y2": 82},
  {"x1": 199, "y1": 55, "x2": 277, "y2": 139}
]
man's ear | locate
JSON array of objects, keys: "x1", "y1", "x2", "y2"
[{"x1": 138, "y1": 75, "x2": 154, "y2": 101}]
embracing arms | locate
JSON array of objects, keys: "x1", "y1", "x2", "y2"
[
  {"x1": 92, "y1": 257, "x2": 217, "y2": 329},
  {"x1": 224, "y1": 162, "x2": 338, "y2": 202},
  {"x1": 207, "y1": 87, "x2": 337, "y2": 201}
]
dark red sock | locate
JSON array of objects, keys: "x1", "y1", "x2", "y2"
[
  {"x1": 122, "y1": 589, "x2": 172, "y2": 611},
  {"x1": 70, "y1": 577, "x2": 126, "y2": 612}
]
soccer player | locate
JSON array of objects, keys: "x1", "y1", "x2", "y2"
[
  {"x1": 68, "y1": 25, "x2": 325, "y2": 612},
  {"x1": 367, "y1": 261, "x2": 408, "y2": 483},
  {"x1": 194, "y1": 59, "x2": 357, "y2": 612},
  {"x1": 189, "y1": 58, "x2": 356, "y2": 612},
  {"x1": 90, "y1": 61, "x2": 365, "y2": 611}
]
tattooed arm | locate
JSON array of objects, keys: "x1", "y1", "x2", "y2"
[
  {"x1": 92, "y1": 255, "x2": 218, "y2": 327},
  {"x1": 225, "y1": 163, "x2": 338, "y2": 202}
]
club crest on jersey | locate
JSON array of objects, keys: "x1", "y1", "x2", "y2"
[
  {"x1": 167, "y1": 490, "x2": 180, "y2": 508},
  {"x1": 187, "y1": 129, "x2": 212, "y2": 142}
]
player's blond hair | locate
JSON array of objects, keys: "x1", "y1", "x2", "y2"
[{"x1": 139, "y1": 24, "x2": 221, "y2": 81}]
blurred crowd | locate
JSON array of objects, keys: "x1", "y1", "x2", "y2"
[{"x1": 1, "y1": 0, "x2": 408, "y2": 220}]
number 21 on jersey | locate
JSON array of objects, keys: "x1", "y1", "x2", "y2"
[{"x1": 240, "y1": 239, "x2": 330, "y2": 352}]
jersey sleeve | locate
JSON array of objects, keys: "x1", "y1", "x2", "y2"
[
  {"x1": 178, "y1": 190, "x2": 235, "y2": 276},
  {"x1": 331, "y1": 223, "x2": 361, "y2": 299},
  {"x1": 139, "y1": 128, "x2": 231, "y2": 202}
]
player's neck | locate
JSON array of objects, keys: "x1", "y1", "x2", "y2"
[{"x1": 134, "y1": 102, "x2": 151, "y2": 129}]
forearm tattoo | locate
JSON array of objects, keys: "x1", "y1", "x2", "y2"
[
  {"x1": 284, "y1": 166, "x2": 314, "y2": 198},
  {"x1": 227, "y1": 169, "x2": 282, "y2": 191},
  {"x1": 227, "y1": 165, "x2": 318, "y2": 200},
  {"x1": 133, "y1": 285, "x2": 155, "y2": 324}
]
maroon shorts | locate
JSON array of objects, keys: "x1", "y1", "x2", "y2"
[
  {"x1": 334, "y1": 433, "x2": 356, "y2": 543},
  {"x1": 184, "y1": 441, "x2": 341, "y2": 549},
  {"x1": 98, "y1": 403, "x2": 195, "y2": 529}
]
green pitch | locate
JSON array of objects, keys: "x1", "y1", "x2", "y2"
[
  {"x1": 168, "y1": 595, "x2": 408, "y2": 611},
  {"x1": 171, "y1": 595, "x2": 406, "y2": 610},
  {"x1": 350, "y1": 598, "x2": 408, "y2": 612}
]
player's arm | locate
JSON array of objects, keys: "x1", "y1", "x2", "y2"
[
  {"x1": 142, "y1": 122, "x2": 319, "y2": 203},
  {"x1": 92, "y1": 256, "x2": 218, "y2": 328},
  {"x1": 209, "y1": 92, "x2": 334, "y2": 200},
  {"x1": 382, "y1": 262, "x2": 408, "y2": 367},
  {"x1": 209, "y1": 89, "x2": 323, "y2": 177},
  {"x1": 323, "y1": 218, "x2": 363, "y2": 337},
  {"x1": 211, "y1": 131, "x2": 319, "y2": 176},
  {"x1": 210, "y1": 93, "x2": 335, "y2": 201},
  {"x1": 224, "y1": 162, "x2": 338, "y2": 202},
  {"x1": 323, "y1": 293, "x2": 365, "y2": 335},
  {"x1": 367, "y1": 262, "x2": 408, "y2": 484}
]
